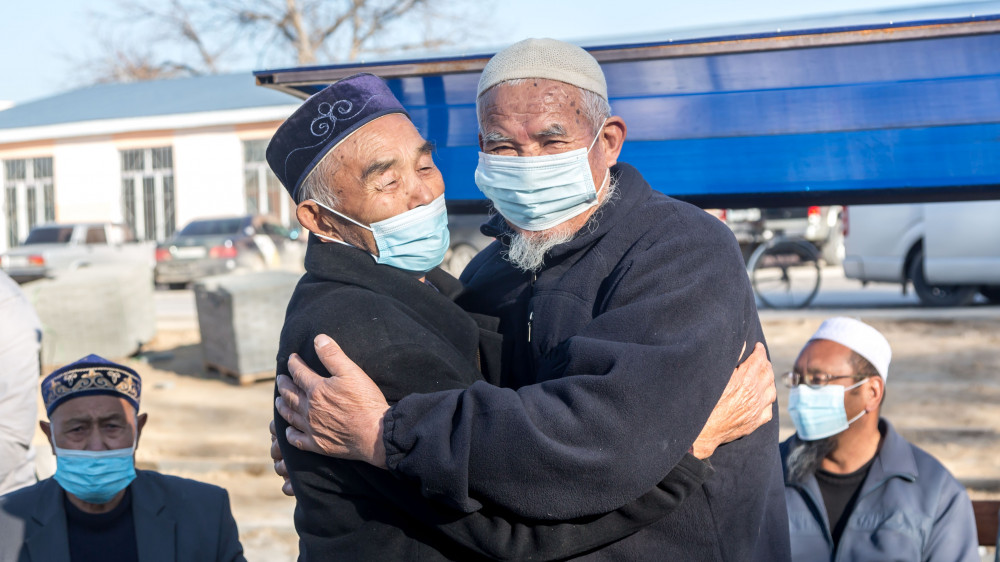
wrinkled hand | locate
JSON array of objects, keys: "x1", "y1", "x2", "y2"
[
  {"x1": 275, "y1": 334, "x2": 391, "y2": 468},
  {"x1": 691, "y1": 342, "x2": 776, "y2": 459},
  {"x1": 269, "y1": 420, "x2": 294, "y2": 497}
]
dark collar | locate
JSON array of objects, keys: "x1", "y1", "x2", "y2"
[
  {"x1": 25, "y1": 471, "x2": 177, "y2": 562},
  {"x1": 303, "y1": 236, "x2": 463, "y2": 300},
  {"x1": 301, "y1": 237, "x2": 472, "y2": 348},
  {"x1": 25, "y1": 479, "x2": 71, "y2": 562},
  {"x1": 857, "y1": 419, "x2": 918, "y2": 494},
  {"x1": 784, "y1": 418, "x2": 918, "y2": 488}
]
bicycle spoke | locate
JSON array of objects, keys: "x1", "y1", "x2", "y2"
[{"x1": 750, "y1": 239, "x2": 822, "y2": 309}]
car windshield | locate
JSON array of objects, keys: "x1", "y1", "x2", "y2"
[
  {"x1": 23, "y1": 227, "x2": 75, "y2": 245},
  {"x1": 178, "y1": 218, "x2": 245, "y2": 237}
]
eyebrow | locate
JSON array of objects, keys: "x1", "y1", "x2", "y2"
[
  {"x1": 360, "y1": 141, "x2": 436, "y2": 183},
  {"x1": 360, "y1": 158, "x2": 397, "y2": 184},
  {"x1": 481, "y1": 131, "x2": 513, "y2": 144},
  {"x1": 63, "y1": 413, "x2": 127, "y2": 425},
  {"x1": 536, "y1": 124, "x2": 567, "y2": 138}
]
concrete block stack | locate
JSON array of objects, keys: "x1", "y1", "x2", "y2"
[
  {"x1": 22, "y1": 265, "x2": 156, "y2": 365},
  {"x1": 194, "y1": 272, "x2": 299, "y2": 383}
]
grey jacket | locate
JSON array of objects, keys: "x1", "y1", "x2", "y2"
[
  {"x1": 0, "y1": 470, "x2": 245, "y2": 562},
  {"x1": 781, "y1": 419, "x2": 978, "y2": 561}
]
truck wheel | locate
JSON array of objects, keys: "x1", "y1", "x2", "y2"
[
  {"x1": 908, "y1": 249, "x2": 976, "y2": 307},
  {"x1": 980, "y1": 286, "x2": 1000, "y2": 304}
]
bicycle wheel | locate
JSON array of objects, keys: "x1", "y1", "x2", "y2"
[{"x1": 749, "y1": 239, "x2": 821, "y2": 309}]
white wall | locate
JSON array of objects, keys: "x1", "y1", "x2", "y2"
[
  {"x1": 173, "y1": 126, "x2": 246, "y2": 229},
  {"x1": 53, "y1": 136, "x2": 122, "y2": 223},
  {"x1": 2, "y1": 122, "x2": 261, "y2": 248},
  {"x1": 0, "y1": 184, "x2": 7, "y2": 253}
]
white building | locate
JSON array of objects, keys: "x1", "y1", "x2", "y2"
[{"x1": 0, "y1": 73, "x2": 300, "y2": 252}]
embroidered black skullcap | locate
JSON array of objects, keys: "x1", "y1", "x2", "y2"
[
  {"x1": 42, "y1": 354, "x2": 142, "y2": 416},
  {"x1": 266, "y1": 73, "x2": 409, "y2": 203}
]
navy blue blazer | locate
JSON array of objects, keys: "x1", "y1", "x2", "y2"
[{"x1": 0, "y1": 470, "x2": 244, "y2": 562}]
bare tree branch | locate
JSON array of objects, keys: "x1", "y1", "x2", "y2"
[{"x1": 75, "y1": 0, "x2": 493, "y2": 83}]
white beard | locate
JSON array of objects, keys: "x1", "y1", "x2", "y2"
[
  {"x1": 502, "y1": 173, "x2": 618, "y2": 273},
  {"x1": 505, "y1": 226, "x2": 576, "y2": 272}
]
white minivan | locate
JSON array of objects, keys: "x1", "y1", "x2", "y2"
[{"x1": 842, "y1": 201, "x2": 1000, "y2": 306}]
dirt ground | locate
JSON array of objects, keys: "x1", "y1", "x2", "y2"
[{"x1": 30, "y1": 316, "x2": 1000, "y2": 561}]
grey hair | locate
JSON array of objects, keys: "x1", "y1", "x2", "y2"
[
  {"x1": 296, "y1": 151, "x2": 341, "y2": 209},
  {"x1": 477, "y1": 79, "x2": 611, "y2": 137}
]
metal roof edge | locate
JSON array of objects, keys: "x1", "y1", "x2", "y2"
[
  {"x1": 0, "y1": 105, "x2": 299, "y2": 145},
  {"x1": 254, "y1": 12, "x2": 1000, "y2": 85}
]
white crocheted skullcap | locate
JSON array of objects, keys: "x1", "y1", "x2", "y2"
[
  {"x1": 809, "y1": 317, "x2": 892, "y2": 382},
  {"x1": 477, "y1": 38, "x2": 608, "y2": 101}
]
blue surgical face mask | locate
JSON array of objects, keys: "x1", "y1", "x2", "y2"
[
  {"x1": 53, "y1": 440, "x2": 137, "y2": 504},
  {"x1": 475, "y1": 121, "x2": 610, "y2": 231},
  {"x1": 788, "y1": 378, "x2": 869, "y2": 441},
  {"x1": 309, "y1": 193, "x2": 450, "y2": 273}
]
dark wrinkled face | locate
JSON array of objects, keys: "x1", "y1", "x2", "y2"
[
  {"x1": 478, "y1": 79, "x2": 612, "y2": 237},
  {"x1": 46, "y1": 395, "x2": 140, "y2": 452},
  {"x1": 793, "y1": 339, "x2": 869, "y2": 417},
  {"x1": 329, "y1": 114, "x2": 445, "y2": 226}
]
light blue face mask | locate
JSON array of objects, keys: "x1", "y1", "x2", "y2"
[
  {"x1": 788, "y1": 378, "x2": 869, "y2": 441},
  {"x1": 53, "y1": 441, "x2": 137, "y2": 504},
  {"x1": 310, "y1": 193, "x2": 450, "y2": 273},
  {"x1": 474, "y1": 121, "x2": 609, "y2": 231}
]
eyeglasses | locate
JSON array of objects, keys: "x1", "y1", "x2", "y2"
[{"x1": 782, "y1": 371, "x2": 862, "y2": 388}]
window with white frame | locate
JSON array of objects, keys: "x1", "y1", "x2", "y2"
[
  {"x1": 3, "y1": 157, "x2": 55, "y2": 248},
  {"x1": 121, "y1": 147, "x2": 175, "y2": 242},
  {"x1": 243, "y1": 140, "x2": 294, "y2": 227}
]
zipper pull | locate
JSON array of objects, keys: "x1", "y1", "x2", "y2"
[{"x1": 527, "y1": 311, "x2": 533, "y2": 343}]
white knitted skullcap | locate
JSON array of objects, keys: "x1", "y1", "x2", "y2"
[
  {"x1": 809, "y1": 317, "x2": 892, "y2": 382},
  {"x1": 477, "y1": 38, "x2": 608, "y2": 101}
]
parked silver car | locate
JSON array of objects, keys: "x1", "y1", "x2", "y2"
[
  {"x1": 154, "y1": 215, "x2": 303, "y2": 288},
  {"x1": 0, "y1": 223, "x2": 153, "y2": 283}
]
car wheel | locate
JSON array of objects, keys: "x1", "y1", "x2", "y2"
[
  {"x1": 908, "y1": 249, "x2": 976, "y2": 307},
  {"x1": 980, "y1": 286, "x2": 1000, "y2": 304}
]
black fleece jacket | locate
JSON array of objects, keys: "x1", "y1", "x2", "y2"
[
  {"x1": 383, "y1": 163, "x2": 791, "y2": 561},
  {"x1": 274, "y1": 237, "x2": 713, "y2": 561}
]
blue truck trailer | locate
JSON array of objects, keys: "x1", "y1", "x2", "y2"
[{"x1": 254, "y1": 10, "x2": 1000, "y2": 274}]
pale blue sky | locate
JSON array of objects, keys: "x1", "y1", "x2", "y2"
[{"x1": 1, "y1": 0, "x2": 994, "y2": 104}]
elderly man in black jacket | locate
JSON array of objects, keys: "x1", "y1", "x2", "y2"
[{"x1": 272, "y1": 65, "x2": 782, "y2": 560}]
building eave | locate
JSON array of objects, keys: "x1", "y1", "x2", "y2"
[{"x1": 0, "y1": 105, "x2": 299, "y2": 145}]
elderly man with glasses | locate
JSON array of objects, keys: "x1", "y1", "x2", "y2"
[{"x1": 780, "y1": 317, "x2": 978, "y2": 561}]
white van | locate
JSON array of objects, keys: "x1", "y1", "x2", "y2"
[{"x1": 842, "y1": 201, "x2": 1000, "y2": 306}]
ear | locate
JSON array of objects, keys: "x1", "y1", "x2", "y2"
[
  {"x1": 599, "y1": 116, "x2": 627, "y2": 168},
  {"x1": 297, "y1": 201, "x2": 326, "y2": 235},
  {"x1": 135, "y1": 413, "x2": 148, "y2": 450},
  {"x1": 297, "y1": 200, "x2": 349, "y2": 243},
  {"x1": 40, "y1": 420, "x2": 54, "y2": 454},
  {"x1": 865, "y1": 376, "x2": 885, "y2": 412}
]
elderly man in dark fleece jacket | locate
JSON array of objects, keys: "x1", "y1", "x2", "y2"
[
  {"x1": 276, "y1": 41, "x2": 789, "y2": 560},
  {"x1": 268, "y1": 73, "x2": 775, "y2": 560}
]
